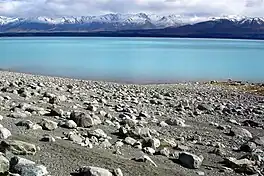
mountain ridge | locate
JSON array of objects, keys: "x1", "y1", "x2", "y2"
[{"x1": 1, "y1": 13, "x2": 264, "y2": 40}]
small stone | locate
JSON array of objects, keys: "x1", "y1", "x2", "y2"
[
  {"x1": 113, "y1": 168, "x2": 123, "y2": 176},
  {"x1": 78, "y1": 166, "x2": 113, "y2": 176},
  {"x1": 143, "y1": 147, "x2": 156, "y2": 155},
  {"x1": 68, "y1": 132, "x2": 83, "y2": 144},
  {"x1": 87, "y1": 105, "x2": 97, "y2": 112},
  {"x1": 165, "y1": 117, "x2": 187, "y2": 127},
  {"x1": 62, "y1": 120, "x2": 77, "y2": 129},
  {"x1": 115, "y1": 141, "x2": 124, "y2": 148},
  {"x1": 160, "y1": 148, "x2": 170, "y2": 157},
  {"x1": 40, "y1": 119, "x2": 58, "y2": 131},
  {"x1": 240, "y1": 141, "x2": 257, "y2": 152},
  {"x1": 0, "y1": 155, "x2": 9, "y2": 174},
  {"x1": 176, "y1": 145, "x2": 189, "y2": 151},
  {"x1": 179, "y1": 152, "x2": 204, "y2": 169},
  {"x1": 133, "y1": 152, "x2": 157, "y2": 167},
  {"x1": 0, "y1": 115, "x2": 3, "y2": 121},
  {"x1": 159, "y1": 121, "x2": 169, "y2": 127},
  {"x1": 90, "y1": 129, "x2": 108, "y2": 139},
  {"x1": 16, "y1": 120, "x2": 42, "y2": 130},
  {"x1": 10, "y1": 112, "x2": 28, "y2": 118},
  {"x1": 40, "y1": 134, "x2": 55, "y2": 142},
  {"x1": 124, "y1": 137, "x2": 137, "y2": 146},
  {"x1": 196, "y1": 171, "x2": 205, "y2": 176},
  {"x1": 0, "y1": 127, "x2": 11, "y2": 139},
  {"x1": 229, "y1": 127, "x2": 252, "y2": 139},
  {"x1": 100, "y1": 139, "x2": 112, "y2": 148}
]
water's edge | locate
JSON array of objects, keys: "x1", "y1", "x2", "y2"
[{"x1": 1, "y1": 68, "x2": 262, "y2": 85}]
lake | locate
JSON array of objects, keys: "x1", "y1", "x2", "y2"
[{"x1": 1, "y1": 37, "x2": 264, "y2": 83}]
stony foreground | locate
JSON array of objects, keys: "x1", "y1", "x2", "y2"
[{"x1": 0, "y1": 71, "x2": 263, "y2": 176}]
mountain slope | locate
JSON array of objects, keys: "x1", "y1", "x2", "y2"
[
  {"x1": 0, "y1": 13, "x2": 186, "y2": 32},
  {"x1": 2, "y1": 14, "x2": 264, "y2": 40}
]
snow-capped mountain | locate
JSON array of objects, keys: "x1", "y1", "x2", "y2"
[{"x1": 1, "y1": 13, "x2": 264, "y2": 33}]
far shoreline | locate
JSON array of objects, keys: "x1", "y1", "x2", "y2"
[{"x1": 1, "y1": 32, "x2": 264, "y2": 41}]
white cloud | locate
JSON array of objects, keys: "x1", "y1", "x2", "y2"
[{"x1": 1, "y1": 0, "x2": 264, "y2": 17}]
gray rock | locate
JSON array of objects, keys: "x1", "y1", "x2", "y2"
[
  {"x1": 10, "y1": 156, "x2": 48, "y2": 176},
  {"x1": 40, "y1": 119, "x2": 58, "y2": 131},
  {"x1": 229, "y1": 127, "x2": 253, "y2": 139},
  {"x1": 60, "y1": 120, "x2": 77, "y2": 129},
  {"x1": 68, "y1": 132, "x2": 83, "y2": 144},
  {"x1": 10, "y1": 112, "x2": 28, "y2": 118},
  {"x1": 159, "y1": 121, "x2": 169, "y2": 127},
  {"x1": 179, "y1": 152, "x2": 204, "y2": 169},
  {"x1": 133, "y1": 152, "x2": 157, "y2": 167},
  {"x1": 70, "y1": 112, "x2": 95, "y2": 128},
  {"x1": 124, "y1": 137, "x2": 137, "y2": 146},
  {"x1": 240, "y1": 141, "x2": 257, "y2": 152},
  {"x1": 16, "y1": 120, "x2": 42, "y2": 130},
  {"x1": 159, "y1": 148, "x2": 170, "y2": 157},
  {"x1": 0, "y1": 115, "x2": 3, "y2": 121},
  {"x1": 0, "y1": 127, "x2": 11, "y2": 139},
  {"x1": 87, "y1": 105, "x2": 97, "y2": 112},
  {"x1": 100, "y1": 139, "x2": 112, "y2": 148},
  {"x1": 40, "y1": 134, "x2": 55, "y2": 143},
  {"x1": 197, "y1": 104, "x2": 213, "y2": 111},
  {"x1": 224, "y1": 157, "x2": 256, "y2": 174},
  {"x1": 165, "y1": 117, "x2": 187, "y2": 127},
  {"x1": 0, "y1": 140, "x2": 37, "y2": 155},
  {"x1": 113, "y1": 168, "x2": 123, "y2": 176},
  {"x1": 78, "y1": 166, "x2": 113, "y2": 176},
  {"x1": 90, "y1": 129, "x2": 108, "y2": 139},
  {"x1": 143, "y1": 147, "x2": 156, "y2": 155},
  {"x1": 0, "y1": 154, "x2": 9, "y2": 174},
  {"x1": 252, "y1": 136, "x2": 264, "y2": 147}
]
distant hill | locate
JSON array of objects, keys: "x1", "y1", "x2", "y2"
[{"x1": 1, "y1": 14, "x2": 264, "y2": 39}]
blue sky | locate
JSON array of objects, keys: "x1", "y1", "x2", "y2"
[{"x1": 1, "y1": 0, "x2": 264, "y2": 17}]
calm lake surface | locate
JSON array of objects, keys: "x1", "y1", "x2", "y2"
[{"x1": 1, "y1": 37, "x2": 264, "y2": 83}]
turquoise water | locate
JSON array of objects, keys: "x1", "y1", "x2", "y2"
[{"x1": 1, "y1": 37, "x2": 264, "y2": 82}]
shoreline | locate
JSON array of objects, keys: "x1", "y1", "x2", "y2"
[
  {"x1": 1, "y1": 68, "x2": 263, "y2": 86},
  {"x1": 0, "y1": 69, "x2": 263, "y2": 175},
  {"x1": 2, "y1": 33, "x2": 264, "y2": 41}
]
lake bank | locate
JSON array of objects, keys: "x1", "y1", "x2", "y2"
[{"x1": 0, "y1": 70, "x2": 263, "y2": 176}]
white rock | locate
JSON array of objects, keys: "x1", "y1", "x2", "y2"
[
  {"x1": 0, "y1": 127, "x2": 11, "y2": 139},
  {"x1": 78, "y1": 166, "x2": 113, "y2": 176}
]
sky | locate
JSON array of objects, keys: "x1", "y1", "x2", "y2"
[{"x1": 1, "y1": 0, "x2": 264, "y2": 17}]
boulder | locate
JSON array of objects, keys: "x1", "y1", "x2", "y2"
[
  {"x1": 179, "y1": 152, "x2": 204, "y2": 169},
  {"x1": 10, "y1": 156, "x2": 48, "y2": 176},
  {"x1": 224, "y1": 157, "x2": 256, "y2": 174},
  {"x1": 70, "y1": 112, "x2": 95, "y2": 128},
  {"x1": 0, "y1": 140, "x2": 37, "y2": 155}
]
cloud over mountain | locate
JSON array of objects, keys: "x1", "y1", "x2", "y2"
[{"x1": 1, "y1": 0, "x2": 264, "y2": 17}]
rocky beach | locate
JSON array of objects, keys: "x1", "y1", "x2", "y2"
[{"x1": 0, "y1": 70, "x2": 263, "y2": 176}]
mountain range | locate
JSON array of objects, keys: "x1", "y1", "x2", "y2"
[{"x1": 1, "y1": 13, "x2": 264, "y2": 39}]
